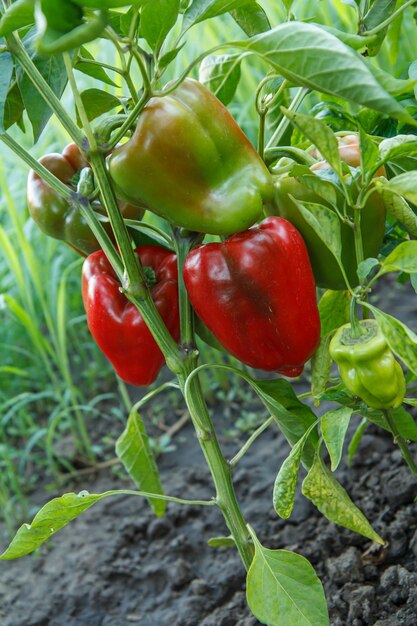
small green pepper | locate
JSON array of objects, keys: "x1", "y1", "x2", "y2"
[{"x1": 329, "y1": 319, "x2": 406, "y2": 410}]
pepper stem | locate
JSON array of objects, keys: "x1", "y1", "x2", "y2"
[
  {"x1": 349, "y1": 297, "x2": 365, "y2": 339},
  {"x1": 383, "y1": 409, "x2": 417, "y2": 482}
]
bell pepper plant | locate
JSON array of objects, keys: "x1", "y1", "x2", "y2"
[{"x1": 1, "y1": 2, "x2": 417, "y2": 626}]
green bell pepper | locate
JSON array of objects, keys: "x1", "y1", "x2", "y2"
[{"x1": 329, "y1": 319, "x2": 406, "y2": 410}]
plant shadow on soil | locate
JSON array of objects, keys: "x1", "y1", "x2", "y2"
[{"x1": 0, "y1": 279, "x2": 416, "y2": 626}]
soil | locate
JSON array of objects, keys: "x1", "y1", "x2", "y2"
[{"x1": 0, "y1": 280, "x2": 416, "y2": 626}]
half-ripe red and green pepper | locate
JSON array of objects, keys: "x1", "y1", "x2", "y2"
[
  {"x1": 82, "y1": 246, "x2": 180, "y2": 386},
  {"x1": 108, "y1": 78, "x2": 274, "y2": 235}
]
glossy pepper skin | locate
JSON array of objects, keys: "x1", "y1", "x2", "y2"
[
  {"x1": 108, "y1": 78, "x2": 274, "y2": 235},
  {"x1": 183, "y1": 216, "x2": 320, "y2": 377},
  {"x1": 273, "y1": 134, "x2": 386, "y2": 290},
  {"x1": 27, "y1": 143, "x2": 142, "y2": 256},
  {"x1": 329, "y1": 320, "x2": 405, "y2": 409},
  {"x1": 82, "y1": 246, "x2": 179, "y2": 386}
]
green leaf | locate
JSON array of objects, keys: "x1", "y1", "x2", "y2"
[
  {"x1": 17, "y1": 38, "x2": 67, "y2": 141},
  {"x1": 273, "y1": 422, "x2": 317, "y2": 519},
  {"x1": 302, "y1": 453, "x2": 383, "y2": 544},
  {"x1": 380, "y1": 241, "x2": 417, "y2": 275},
  {"x1": 381, "y1": 171, "x2": 417, "y2": 206},
  {"x1": 75, "y1": 46, "x2": 118, "y2": 87},
  {"x1": 359, "y1": 127, "x2": 379, "y2": 176},
  {"x1": 0, "y1": 52, "x2": 14, "y2": 132},
  {"x1": 199, "y1": 53, "x2": 241, "y2": 105},
  {"x1": 0, "y1": 491, "x2": 108, "y2": 560},
  {"x1": 246, "y1": 528, "x2": 329, "y2": 626},
  {"x1": 230, "y1": 1, "x2": 270, "y2": 37},
  {"x1": 366, "y1": 305, "x2": 417, "y2": 377},
  {"x1": 295, "y1": 173, "x2": 338, "y2": 208},
  {"x1": 120, "y1": 5, "x2": 140, "y2": 36},
  {"x1": 312, "y1": 290, "x2": 350, "y2": 402},
  {"x1": 379, "y1": 188, "x2": 417, "y2": 237},
  {"x1": 367, "y1": 64, "x2": 416, "y2": 98},
  {"x1": 183, "y1": 0, "x2": 245, "y2": 30},
  {"x1": 115, "y1": 406, "x2": 165, "y2": 517},
  {"x1": 290, "y1": 198, "x2": 342, "y2": 262},
  {"x1": 282, "y1": 0, "x2": 294, "y2": 11},
  {"x1": 3, "y1": 82, "x2": 25, "y2": 131},
  {"x1": 282, "y1": 108, "x2": 342, "y2": 175},
  {"x1": 357, "y1": 258, "x2": 380, "y2": 283},
  {"x1": 318, "y1": 289, "x2": 351, "y2": 338},
  {"x1": 249, "y1": 378, "x2": 318, "y2": 467},
  {"x1": 364, "y1": 0, "x2": 396, "y2": 31},
  {"x1": 242, "y1": 22, "x2": 410, "y2": 121},
  {"x1": 35, "y1": 2, "x2": 107, "y2": 54},
  {"x1": 410, "y1": 60, "x2": 417, "y2": 102},
  {"x1": 141, "y1": 0, "x2": 180, "y2": 53},
  {"x1": 77, "y1": 88, "x2": 121, "y2": 125},
  {"x1": 311, "y1": 334, "x2": 333, "y2": 404},
  {"x1": 158, "y1": 43, "x2": 185, "y2": 69},
  {"x1": 0, "y1": 0, "x2": 34, "y2": 37},
  {"x1": 379, "y1": 134, "x2": 417, "y2": 161},
  {"x1": 321, "y1": 407, "x2": 353, "y2": 471}
]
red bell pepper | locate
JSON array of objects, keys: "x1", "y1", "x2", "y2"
[
  {"x1": 183, "y1": 217, "x2": 320, "y2": 377},
  {"x1": 82, "y1": 246, "x2": 179, "y2": 386}
]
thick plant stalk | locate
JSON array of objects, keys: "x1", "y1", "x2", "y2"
[{"x1": 180, "y1": 363, "x2": 254, "y2": 571}]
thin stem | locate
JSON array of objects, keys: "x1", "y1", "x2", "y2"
[
  {"x1": 124, "y1": 220, "x2": 173, "y2": 247},
  {"x1": 63, "y1": 53, "x2": 97, "y2": 151},
  {"x1": 383, "y1": 409, "x2": 417, "y2": 481},
  {"x1": 171, "y1": 229, "x2": 201, "y2": 346},
  {"x1": 103, "y1": 488, "x2": 216, "y2": 507},
  {"x1": 90, "y1": 155, "x2": 145, "y2": 294},
  {"x1": 266, "y1": 87, "x2": 308, "y2": 149},
  {"x1": 131, "y1": 47, "x2": 152, "y2": 93},
  {"x1": 298, "y1": 391, "x2": 313, "y2": 400},
  {"x1": 78, "y1": 56, "x2": 125, "y2": 76},
  {"x1": 353, "y1": 205, "x2": 365, "y2": 270},
  {"x1": 107, "y1": 89, "x2": 150, "y2": 150},
  {"x1": 229, "y1": 417, "x2": 274, "y2": 468},
  {"x1": 105, "y1": 27, "x2": 138, "y2": 103},
  {"x1": 350, "y1": 296, "x2": 364, "y2": 339},
  {"x1": 132, "y1": 381, "x2": 180, "y2": 412},
  {"x1": 152, "y1": 43, "x2": 238, "y2": 97},
  {"x1": 0, "y1": 133, "x2": 71, "y2": 198},
  {"x1": 258, "y1": 111, "x2": 266, "y2": 160},
  {"x1": 117, "y1": 378, "x2": 132, "y2": 413},
  {"x1": 7, "y1": 34, "x2": 83, "y2": 145}
]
